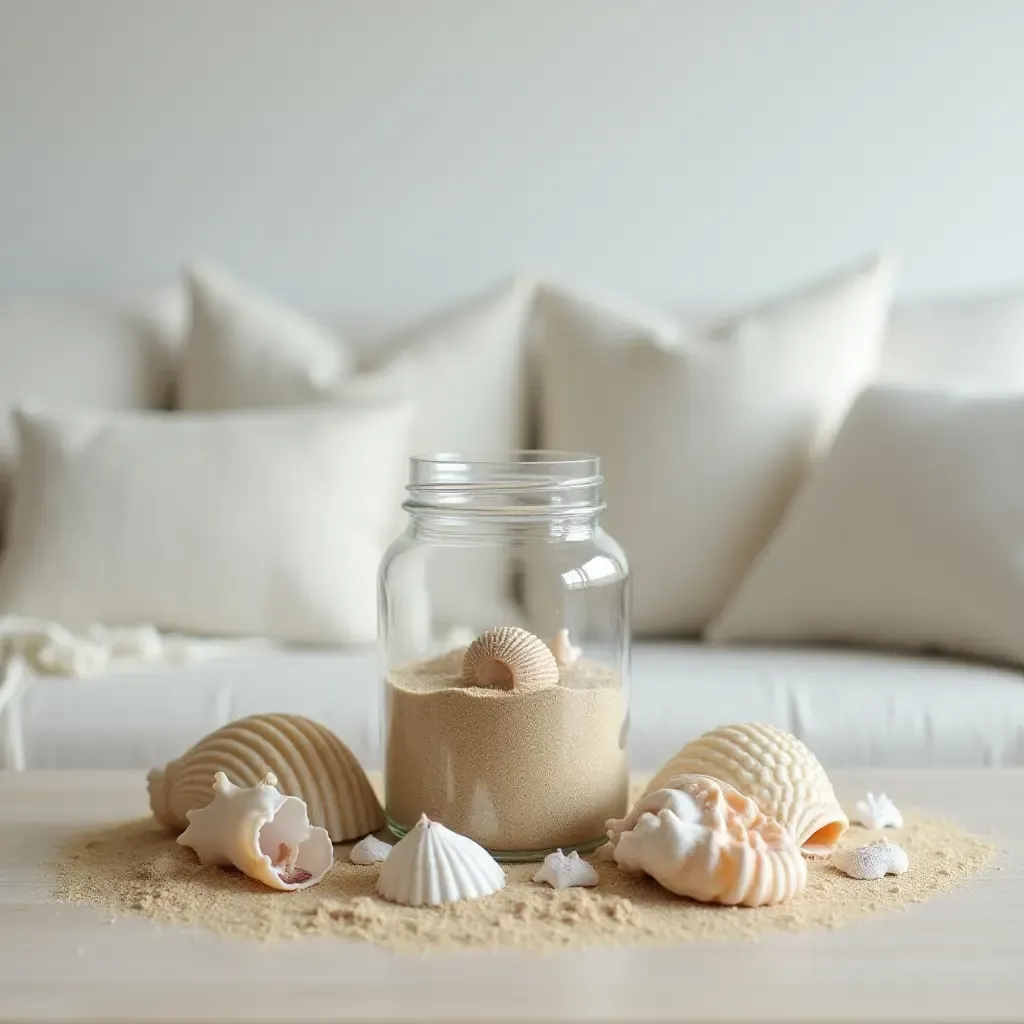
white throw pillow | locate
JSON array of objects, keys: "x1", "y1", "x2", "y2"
[
  {"x1": 536, "y1": 255, "x2": 895, "y2": 636},
  {"x1": 708, "y1": 387, "x2": 1024, "y2": 667},
  {"x1": 881, "y1": 287, "x2": 1024, "y2": 392},
  {"x1": 0, "y1": 288, "x2": 184, "y2": 539},
  {"x1": 177, "y1": 260, "x2": 535, "y2": 460},
  {"x1": 0, "y1": 403, "x2": 414, "y2": 645}
]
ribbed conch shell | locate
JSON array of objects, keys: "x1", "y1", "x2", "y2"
[
  {"x1": 461, "y1": 626, "x2": 560, "y2": 692},
  {"x1": 607, "y1": 774, "x2": 807, "y2": 907},
  {"x1": 178, "y1": 772, "x2": 333, "y2": 891},
  {"x1": 147, "y1": 713, "x2": 384, "y2": 842},
  {"x1": 377, "y1": 813, "x2": 506, "y2": 906},
  {"x1": 646, "y1": 723, "x2": 847, "y2": 857}
]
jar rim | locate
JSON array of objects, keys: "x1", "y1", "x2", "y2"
[
  {"x1": 408, "y1": 449, "x2": 600, "y2": 468},
  {"x1": 403, "y1": 450, "x2": 605, "y2": 519}
]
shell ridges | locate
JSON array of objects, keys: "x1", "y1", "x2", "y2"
[
  {"x1": 461, "y1": 626, "x2": 560, "y2": 692},
  {"x1": 645, "y1": 723, "x2": 847, "y2": 857},
  {"x1": 377, "y1": 814, "x2": 505, "y2": 906},
  {"x1": 147, "y1": 713, "x2": 384, "y2": 842},
  {"x1": 607, "y1": 774, "x2": 807, "y2": 907}
]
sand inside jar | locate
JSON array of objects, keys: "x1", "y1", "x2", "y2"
[{"x1": 385, "y1": 648, "x2": 628, "y2": 855}]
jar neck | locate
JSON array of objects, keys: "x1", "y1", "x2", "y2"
[{"x1": 404, "y1": 508, "x2": 603, "y2": 542}]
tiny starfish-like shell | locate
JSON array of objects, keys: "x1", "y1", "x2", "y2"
[
  {"x1": 548, "y1": 628, "x2": 582, "y2": 667},
  {"x1": 533, "y1": 849, "x2": 599, "y2": 889},
  {"x1": 853, "y1": 792, "x2": 903, "y2": 830},
  {"x1": 832, "y1": 840, "x2": 909, "y2": 880},
  {"x1": 461, "y1": 627, "x2": 560, "y2": 692},
  {"x1": 349, "y1": 834, "x2": 392, "y2": 865}
]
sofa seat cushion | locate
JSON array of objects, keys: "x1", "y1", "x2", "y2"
[{"x1": 7, "y1": 642, "x2": 1024, "y2": 773}]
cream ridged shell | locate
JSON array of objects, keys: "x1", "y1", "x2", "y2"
[
  {"x1": 461, "y1": 626, "x2": 560, "y2": 692},
  {"x1": 645, "y1": 722, "x2": 848, "y2": 857},
  {"x1": 147, "y1": 713, "x2": 384, "y2": 842},
  {"x1": 377, "y1": 814, "x2": 506, "y2": 906},
  {"x1": 607, "y1": 774, "x2": 807, "y2": 907}
]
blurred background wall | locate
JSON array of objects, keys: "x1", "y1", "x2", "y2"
[{"x1": 1, "y1": 0, "x2": 1023, "y2": 315}]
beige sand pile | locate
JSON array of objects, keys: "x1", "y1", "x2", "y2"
[
  {"x1": 53, "y1": 802, "x2": 995, "y2": 954},
  {"x1": 386, "y1": 649, "x2": 628, "y2": 853}
]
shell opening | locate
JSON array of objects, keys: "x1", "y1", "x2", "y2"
[
  {"x1": 257, "y1": 798, "x2": 331, "y2": 887},
  {"x1": 802, "y1": 820, "x2": 846, "y2": 857},
  {"x1": 473, "y1": 657, "x2": 515, "y2": 691}
]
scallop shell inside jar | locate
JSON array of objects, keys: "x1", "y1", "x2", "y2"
[{"x1": 378, "y1": 452, "x2": 632, "y2": 861}]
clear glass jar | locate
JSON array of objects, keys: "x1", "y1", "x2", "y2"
[{"x1": 379, "y1": 451, "x2": 630, "y2": 862}]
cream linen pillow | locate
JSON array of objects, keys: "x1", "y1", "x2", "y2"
[
  {"x1": 176, "y1": 261, "x2": 537, "y2": 634},
  {"x1": 536, "y1": 255, "x2": 895, "y2": 636},
  {"x1": 0, "y1": 403, "x2": 414, "y2": 645},
  {"x1": 708, "y1": 387, "x2": 1024, "y2": 667},
  {"x1": 178, "y1": 260, "x2": 535, "y2": 459}
]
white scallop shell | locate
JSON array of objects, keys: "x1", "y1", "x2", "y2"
[
  {"x1": 853, "y1": 792, "x2": 904, "y2": 830},
  {"x1": 377, "y1": 813, "x2": 506, "y2": 906},
  {"x1": 147, "y1": 713, "x2": 384, "y2": 842},
  {"x1": 832, "y1": 840, "x2": 909, "y2": 880},
  {"x1": 349, "y1": 834, "x2": 392, "y2": 865},
  {"x1": 533, "y1": 849, "x2": 599, "y2": 889},
  {"x1": 607, "y1": 774, "x2": 807, "y2": 907},
  {"x1": 647, "y1": 722, "x2": 847, "y2": 857},
  {"x1": 548, "y1": 628, "x2": 582, "y2": 667},
  {"x1": 178, "y1": 772, "x2": 333, "y2": 891},
  {"x1": 461, "y1": 626, "x2": 560, "y2": 692}
]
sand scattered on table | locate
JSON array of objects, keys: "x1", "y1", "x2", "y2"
[{"x1": 53, "y1": 784, "x2": 996, "y2": 954}]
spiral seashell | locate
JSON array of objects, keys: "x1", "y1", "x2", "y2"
[
  {"x1": 645, "y1": 722, "x2": 847, "y2": 857},
  {"x1": 461, "y1": 626, "x2": 560, "y2": 692},
  {"x1": 607, "y1": 774, "x2": 807, "y2": 907},
  {"x1": 147, "y1": 713, "x2": 384, "y2": 842},
  {"x1": 377, "y1": 813, "x2": 506, "y2": 906}
]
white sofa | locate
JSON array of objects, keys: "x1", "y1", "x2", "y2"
[
  {"x1": 3, "y1": 275, "x2": 1024, "y2": 774},
  {"x1": 7, "y1": 641, "x2": 1024, "y2": 774}
]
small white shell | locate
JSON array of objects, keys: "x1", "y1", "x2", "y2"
[
  {"x1": 647, "y1": 723, "x2": 848, "y2": 857},
  {"x1": 178, "y1": 772, "x2": 333, "y2": 890},
  {"x1": 461, "y1": 626, "x2": 560, "y2": 692},
  {"x1": 548, "y1": 628, "x2": 581, "y2": 667},
  {"x1": 533, "y1": 849, "x2": 599, "y2": 889},
  {"x1": 833, "y1": 840, "x2": 909, "y2": 880},
  {"x1": 377, "y1": 814, "x2": 506, "y2": 906},
  {"x1": 147, "y1": 713, "x2": 384, "y2": 842},
  {"x1": 608, "y1": 774, "x2": 807, "y2": 907},
  {"x1": 349, "y1": 835, "x2": 392, "y2": 865},
  {"x1": 853, "y1": 793, "x2": 904, "y2": 830}
]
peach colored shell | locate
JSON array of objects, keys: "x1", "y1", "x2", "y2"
[
  {"x1": 147, "y1": 713, "x2": 384, "y2": 843},
  {"x1": 645, "y1": 723, "x2": 848, "y2": 857},
  {"x1": 461, "y1": 626, "x2": 560, "y2": 692},
  {"x1": 607, "y1": 774, "x2": 807, "y2": 907}
]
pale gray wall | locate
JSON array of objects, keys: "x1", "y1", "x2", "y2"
[{"x1": 2, "y1": 0, "x2": 1023, "y2": 315}]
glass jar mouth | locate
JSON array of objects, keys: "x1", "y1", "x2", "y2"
[{"x1": 403, "y1": 450, "x2": 605, "y2": 518}]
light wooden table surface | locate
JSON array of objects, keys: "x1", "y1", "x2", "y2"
[{"x1": 1, "y1": 769, "x2": 1020, "y2": 1023}]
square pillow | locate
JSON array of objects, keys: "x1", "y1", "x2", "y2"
[
  {"x1": 708, "y1": 386, "x2": 1024, "y2": 667},
  {"x1": 536, "y1": 255, "x2": 895, "y2": 636},
  {"x1": 0, "y1": 403, "x2": 414, "y2": 645},
  {"x1": 177, "y1": 259, "x2": 535, "y2": 459},
  {"x1": 0, "y1": 288, "x2": 184, "y2": 540},
  {"x1": 881, "y1": 287, "x2": 1024, "y2": 392},
  {"x1": 176, "y1": 261, "x2": 537, "y2": 633}
]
